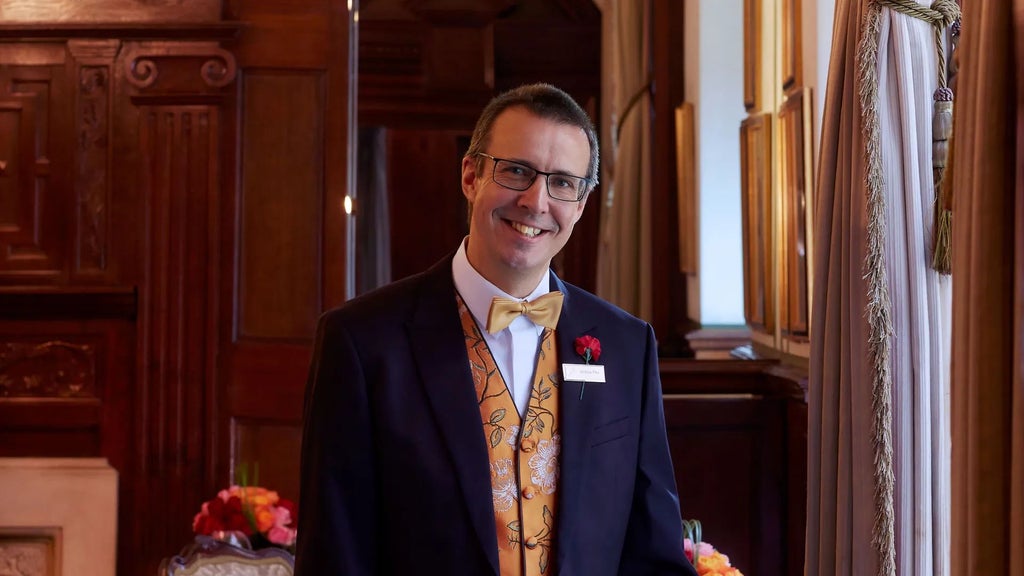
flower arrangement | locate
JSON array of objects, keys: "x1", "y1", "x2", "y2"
[
  {"x1": 683, "y1": 519, "x2": 744, "y2": 576},
  {"x1": 192, "y1": 484, "x2": 298, "y2": 551}
]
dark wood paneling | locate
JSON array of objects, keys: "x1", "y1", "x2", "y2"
[
  {"x1": 660, "y1": 359, "x2": 806, "y2": 576},
  {"x1": 386, "y1": 129, "x2": 469, "y2": 281},
  {"x1": 359, "y1": 0, "x2": 602, "y2": 292},
  {"x1": 231, "y1": 419, "x2": 303, "y2": 503},
  {"x1": 134, "y1": 103, "x2": 220, "y2": 573},
  {"x1": 666, "y1": 397, "x2": 777, "y2": 576},
  {"x1": 651, "y1": 0, "x2": 693, "y2": 354},
  {"x1": 0, "y1": 61, "x2": 70, "y2": 284},
  {"x1": 238, "y1": 72, "x2": 324, "y2": 341},
  {"x1": 0, "y1": 315, "x2": 135, "y2": 573},
  {"x1": 217, "y1": 0, "x2": 355, "y2": 552},
  {"x1": 0, "y1": 10, "x2": 332, "y2": 576}
]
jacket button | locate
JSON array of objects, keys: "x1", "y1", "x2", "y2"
[
  {"x1": 522, "y1": 486, "x2": 535, "y2": 499},
  {"x1": 525, "y1": 536, "x2": 539, "y2": 549},
  {"x1": 521, "y1": 438, "x2": 536, "y2": 452}
]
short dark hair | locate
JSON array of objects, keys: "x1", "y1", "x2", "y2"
[{"x1": 465, "y1": 83, "x2": 599, "y2": 191}]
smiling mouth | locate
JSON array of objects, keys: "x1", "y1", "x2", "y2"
[{"x1": 509, "y1": 220, "x2": 543, "y2": 238}]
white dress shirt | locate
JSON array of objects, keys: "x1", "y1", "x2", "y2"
[{"x1": 452, "y1": 240, "x2": 549, "y2": 418}]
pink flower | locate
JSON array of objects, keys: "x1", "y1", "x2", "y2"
[
  {"x1": 266, "y1": 525, "x2": 296, "y2": 546},
  {"x1": 683, "y1": 538, "x2": 715, "y2": 563}
]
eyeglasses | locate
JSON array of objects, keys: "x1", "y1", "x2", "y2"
[{"x1": 476, "y1": 153, "x2": 590, "y2": 202}]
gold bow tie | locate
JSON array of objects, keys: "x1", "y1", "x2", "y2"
[{"x1": 485, "y1": 291, "x2": 564, "y2": 334}]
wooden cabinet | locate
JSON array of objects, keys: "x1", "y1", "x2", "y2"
[{"x1": 661, "y1": 359, "x2": 807, "y2": 576}]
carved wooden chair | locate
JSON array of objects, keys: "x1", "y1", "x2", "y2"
[{"x1": 159, "y1": 536, "x2": 294, "y2": 576}]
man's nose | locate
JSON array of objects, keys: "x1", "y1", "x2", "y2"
[{"x1": 517, "y1": 176, "x2": 550, "y2": 213}]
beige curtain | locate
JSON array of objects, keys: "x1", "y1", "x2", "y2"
[
  {"x1": 808, "y1": 1, "x2": 952, "y2": 575},
  {"x1": 949, "y1": 0, "x2": 1024, "y2": 573},
  {"x1": 596, "y1": 0, "x2": 652, "y2": 319}
]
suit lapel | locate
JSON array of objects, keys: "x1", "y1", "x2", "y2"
[
  {"x1": 551, "y1": 274, "x2": 599, "y2": 572},
  {"x1": 406, "y1": 258, "x2": 499, "y2": 576}
]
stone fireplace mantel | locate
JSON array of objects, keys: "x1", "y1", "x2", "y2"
[{"x1": 0, "y1": 458, "x2": 117, "y2": 576}]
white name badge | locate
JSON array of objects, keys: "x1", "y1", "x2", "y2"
[{"x1": 562, "y1": 363, "x2": 606, "y2": 383}]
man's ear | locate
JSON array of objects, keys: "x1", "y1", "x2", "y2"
[{"x1": 461, "y1": 156, "x2": 480, "y2": 203}]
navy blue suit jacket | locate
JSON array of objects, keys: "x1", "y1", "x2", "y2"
[{"x1": 295, "y1": 256, "x2": 697, "y2": 576}]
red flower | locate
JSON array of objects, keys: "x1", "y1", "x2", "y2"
[
  {"x1": 574, "y1": 335, "x2": 601, "y2": 363},
  {"x1": 193, "y1": 495, "x2": 254, "y2": 536}
]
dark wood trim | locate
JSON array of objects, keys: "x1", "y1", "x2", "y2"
[
  {"x1": 685, "y1": 327, "x2": 753, "y2": 359},
  {"x1": 0, "y1": 398, "x2": 102, "y2": 428},
  {"x1": 0, "y1": 287, "x2": 136, "y2": 319},
  {"x1": 660, "y1": 357, "x2": 806, "y2": 399},
  {"x1": 0, "y1": 23, "x2": 243, "y2": 41},
  {"x1": 650, "y1": 0, "x2": 693, "y2": 356}
]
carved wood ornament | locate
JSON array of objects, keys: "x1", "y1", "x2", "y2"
[
  {"x1": 0, "y1": 340, "x2": 95, "y2": 398},
  {"x1": 123, "y1": 41, "x2": 237, "y2": 89}
]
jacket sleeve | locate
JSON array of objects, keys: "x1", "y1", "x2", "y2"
[
  {"x1": 294, "y1": 313, "x2": 377, "y2": 575},
  {"x1": 618, "y1": 324, "x2": 699, "y2": 576}
]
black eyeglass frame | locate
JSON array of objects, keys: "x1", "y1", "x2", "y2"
[{"x1": 475, "y1": 152, "x2": 591, "y2": 202}]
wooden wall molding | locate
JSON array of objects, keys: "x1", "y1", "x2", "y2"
[
  {"x1": 69, "y1": 40, "x2": 119, "y2": 277},
  {"x1": 403, "y1": 0, "x2": 516, "y2": 26},
  {"x1": 0, "y1": 287, "x2": 135, "y2": 319},
  {"x1": 0, "y1": 0, "x2": 220, "y2": 24},
  {"x1": 0, "y1": 23, "x2": 241, "y2": 41},
  {"x1": 67, "y1": 39, "x2": 120, "y2": 61},
  {"x1": 134, "y1": 104, "x2": 220, "y2": 568},
  {"x1": 123, "y1": 41, "x2": 238, "y2": 90}
]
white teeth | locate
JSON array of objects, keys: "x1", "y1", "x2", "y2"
[{"x1": 511, "y1": 222, "x2": 542, "y2": 237}]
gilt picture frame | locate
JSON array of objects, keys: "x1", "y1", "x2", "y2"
[
  {"x1": 675, "y1": 103, "x2": 697, "y2": 274},
  {"x1": 739, "y1": 113, "x2": 773, "y2": 333},
  {"x1": 778, "y1": 87, "x2": 812, "y2": 339}
]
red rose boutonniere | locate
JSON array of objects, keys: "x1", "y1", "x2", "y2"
[{"x1": 574, "y1": 335, "x2": 602, "y2": 399}]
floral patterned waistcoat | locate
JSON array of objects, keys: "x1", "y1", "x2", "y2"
[{"x1": 458, "y1": 295, "x2": 560, "y2": 576}]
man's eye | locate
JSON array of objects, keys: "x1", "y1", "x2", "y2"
[
  {"x1": 502, "y1": 164, "x2": 528, "y2": 176},
  {"x1": 550, "y1": 176, "x2": 573, "y2": 189}
]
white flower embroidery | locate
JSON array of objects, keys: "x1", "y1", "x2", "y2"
[
  {"x1": 529, "y1": 434, "x2": 560, "y2": 495},
  {"x1": 491, "y1": 458, "x2": 518, "y2": 512},
  {"x1": 506, "y1": 425, "x2": 521, "y2": 447}
]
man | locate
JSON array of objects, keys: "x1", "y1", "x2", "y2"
[{"x1": 296, "y1": 83, "x2": 697, "y2": 576}]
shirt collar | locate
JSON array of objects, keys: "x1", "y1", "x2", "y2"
[{"x1": 451, "y1": 238, "x2": 550, "y2": 329}]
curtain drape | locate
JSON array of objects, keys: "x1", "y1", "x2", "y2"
[
  {"x1": 596, "y1": 0, "x2": 652, "y2": 320},
  {"x1": 807, "y1": 1, "x2": 952, "y2": 575},
  {"x1": 949, "y1": 0, "x2": 1024, "y2": 573}
]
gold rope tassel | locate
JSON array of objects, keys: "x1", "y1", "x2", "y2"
[
  {"x1": 878, "y1": 0, "x2": 960, "y2": 274},
  {"x1": 932, "y1": 90, "x2": 953, "y2": 273}
]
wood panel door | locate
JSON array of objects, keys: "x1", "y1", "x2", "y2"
[{"x1": 218, "y1": 0, "x2": 355, "y2": 513}]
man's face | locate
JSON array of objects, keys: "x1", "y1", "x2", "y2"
[{"x1": 462, "y1": 106, "x2": 590, "y2": 296}]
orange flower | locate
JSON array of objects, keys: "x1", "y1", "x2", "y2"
[
  {"x1": 685, "y1": 541, "x2": 744, "y2": 576},
  {"x1": 253, "y1": 504, "x2": 276, "y2": 532}
]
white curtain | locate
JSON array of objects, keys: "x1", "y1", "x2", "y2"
[
  {"x1": 595, "y1": 0, "x2": 652, "y2": 320},
  {"x1": 807, "y1": 1, "x2": 951, "y2": 575},
  {"x1": 877, "y1": 7, "x2": 952, "y2": 575}
]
